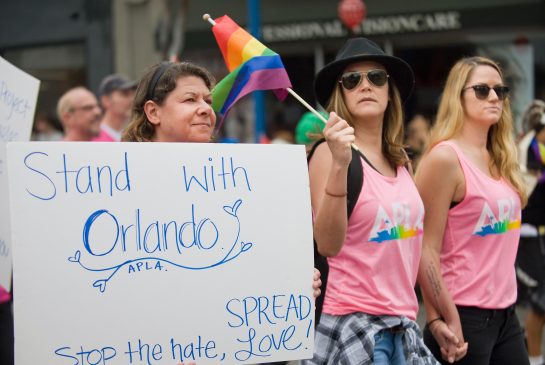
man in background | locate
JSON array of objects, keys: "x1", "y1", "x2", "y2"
[
  {"x1": 92, "y1": 74, "x2": 136, "y2": 142},
  {"x1": 57, "y1": 86, "x2": 102, "y2": 141}
]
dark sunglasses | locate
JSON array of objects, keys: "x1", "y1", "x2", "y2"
[
  {"x1": 339, "y1": 70, "x2": 389, "y2": 90},
  {"x1": 463, "y1": 84, "x2": 510, "y2": 101}
]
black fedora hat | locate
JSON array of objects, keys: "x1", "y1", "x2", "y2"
[{"x1": 314, "y1": 37, "x2": 415, "y2": 107}]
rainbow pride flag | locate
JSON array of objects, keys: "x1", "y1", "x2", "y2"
[{"x1": 210, "y1": 15, "x2": 292, "y2": 127}]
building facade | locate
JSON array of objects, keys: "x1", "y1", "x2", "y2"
[{"x1": 1, "y1": 0, "x2": 544, "y2": 137}]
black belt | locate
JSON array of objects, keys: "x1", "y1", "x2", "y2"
[
  {"x1": 457, "y1": 304, "x2": 516, "y2": 317},
  {"x1": 387, "y1": 324, "x2": 405, "y2": 334}
]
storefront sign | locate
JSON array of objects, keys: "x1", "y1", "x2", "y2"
[
  {"x1": 263, "y1": 11, "x2": 462, "y2": 42},
  {"x1": 359, "y1": 11, "x2": 461, "y2": 36}
]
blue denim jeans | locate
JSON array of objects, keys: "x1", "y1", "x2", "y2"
[{"x1": 373, "y1": 329, "x2": 406, "y2": 365}]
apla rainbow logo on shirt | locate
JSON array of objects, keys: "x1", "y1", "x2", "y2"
[
  {"x1": 474, "y1": 219, "x2": 521, "y2": 236},
  {"x1": 473, "y1": 198, "x2": 520, "y2": 237},
  {"x1": 368, "y1": 203, "x2": 424, "y2": 243},
  {"x1": 369, "y1": 224, "x2": 423, "y2": 243}
]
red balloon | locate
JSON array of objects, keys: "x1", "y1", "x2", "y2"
[{"x1": 338, "y1": 0, "x2": 367, "y2": 30}]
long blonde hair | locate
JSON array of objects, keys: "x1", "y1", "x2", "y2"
[
  {"x1": 325, "y1": 76, "x2": 408, "y2": 167},
  {"x1": 428, "y1": 56, "x2": 527, "y2": 205}
]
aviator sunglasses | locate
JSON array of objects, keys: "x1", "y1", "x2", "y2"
[
  {"x1": 463, "y1": 84, "x2": 510, "y2": 101},
  {"x1": 339, "y1": 70, "x2": 389, "y2": 90}
]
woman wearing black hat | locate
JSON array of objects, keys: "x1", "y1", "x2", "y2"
[{"x1": 306, "y1": 38, "x2": 440, "y2": 364}]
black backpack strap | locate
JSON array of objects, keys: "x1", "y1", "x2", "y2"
[
  {"x1": 307, "y1": 138, "x2": 326, "y2": 163},
  {"x1": 347, "y1": 146, "x2": 363, "y2": 218}
]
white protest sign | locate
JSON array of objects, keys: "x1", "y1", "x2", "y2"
[
  {"x1": 8, "y1": 142, "x2": 314, "y2": 365},
  {"x1": 0, "y1": 56, "x2": 40, "y2": 291}
]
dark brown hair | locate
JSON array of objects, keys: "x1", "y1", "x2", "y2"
[{"x1": 122, "y1": 61, "x2": 215, "y2": 142}]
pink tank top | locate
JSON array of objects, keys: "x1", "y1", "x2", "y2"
[
  {"x1": 323, "y1": 156, "x2": 424, "y2": 320},
  {"x1": 436, "y1": 141, "x2": 521, "y2": 309}
]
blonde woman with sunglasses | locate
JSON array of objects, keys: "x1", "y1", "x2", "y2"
[
  {"x1": 416, "y1": 56, "x2": 529, "y2": 365},
  {"x1": 305, "y1": 38, "x2": 439, "y2": 365}
]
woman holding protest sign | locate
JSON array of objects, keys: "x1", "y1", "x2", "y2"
[
  {"x1": 124, "y1": 61, "x2": 322, "y2": 365},
  {"x1": 124, "y1": 59, "x2": 321, "y2": 281},
  {"x1": 305, "y1": 37, "x2": 439, "y2": 365},
  {"x1": 416, "y1": 56, "x2": 529, "y2": 365}
]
